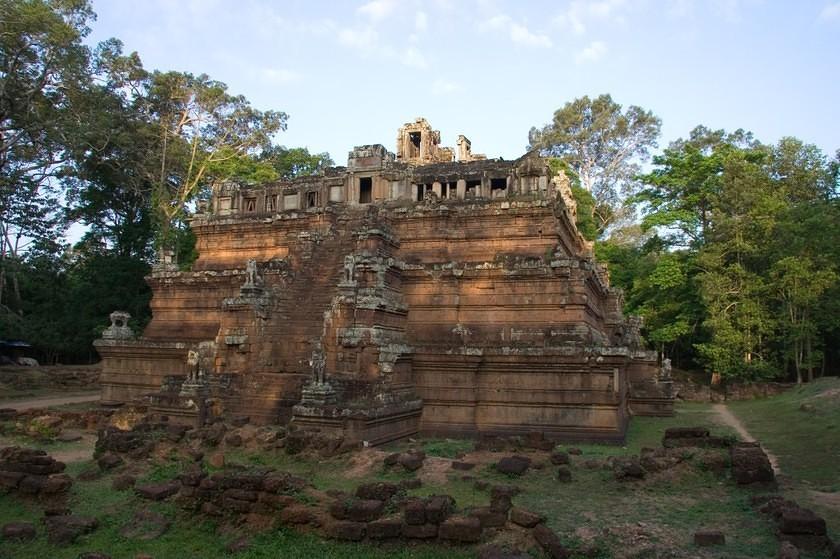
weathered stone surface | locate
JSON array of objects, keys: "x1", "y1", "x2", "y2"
[
  {"x1": 45, "y1": 515, "x2": 98, "y2": 546},
  {"x1": 532, "y1": 524, "x2": 570, "y2": 558},
  {"x1": 279, "y1": 504, "x2": 313, "y2": 525},
  {"x1": 96, "y1": 118, "x2": 673, "y2": 445},
  {"x1": 694, "y1": 530, "x2": 725, "y2": 546},
  {"x1": 439, "y1": 516, "x2": 481, "y2": 543},
  {"x1": 355, "y1": 482, "x2": 399, "y2": 501},
  {"x1": 347, "y1": 499, "x2": 384, "y2": 522},
  {"x1": 425, "y1": 495, "x2": 455, "y2": 524},
  {"x1": 397, "y1": 452, "x2": 425, "y2": 472},
  {"x1": 550, "y1": 451, "x2": 569, "y2": 465},
  {"x1": 401, "y1": 522, "x2": 438, "y2": 539},
  {"x1": 779, "y1": 507, "x2": 827, "y2": 535},
  {"x1": 42, "y1": 473, "x2": 73, "y2": 494},
  {"x1": 613, "y1": 458, "x2": 645, "y2": 481},
  {"x1": 469, "y1": 507, "x2": 507, "y2": 528},
  {"x1": 490, "y1": 491, "x2": 512, "y2": 514},
  {"x1": 731, "y1": 442, "x2": 775, "y2": 485},
  {"x1": 329, "y1": 520, "x2": 365, "y2": 541},
  {"x1": 404, "y1": 498, "x2": 426, "y2": 525},
  {"x1": 97, "y1": 452, "x2": 124, "y2": 471},
  {"x1": 1, "y1": 522, "x2": 36, "y2": 541},
  {"x1": 367, "y1": 516, "x2": 402, "y2": 539},
  {"x1": 556, "y1": 466, "x2": 572, "y2": 482},
  {"x1": 135, "y1": 481, "x2": 180, "y2": 501},
  {"x1": 496, "y1": 455, "x2": 531, "y2": 476},
  {"x1": 509, "y1": 507, "x2": 544, "y2": 528}
]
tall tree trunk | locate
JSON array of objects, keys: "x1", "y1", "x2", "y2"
[{"x1": 806, "y1": 335, "x2": 813, "y2": 383}]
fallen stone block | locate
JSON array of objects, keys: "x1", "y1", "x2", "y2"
[
  {"x1": 509, "y1": 507, "x2": 544, "y2": 528},
  {"x1": 402, "y1": 522, "x2": 438, "y2": 539},
  {"x1": 694, "y1": 530, "x2": 725, "y2": 546},
  {"x1": 496, "y1": 455, "x2": 531, "y2": 476},
  {"x1": 329, "y1": 520, "x2": 365, "y2": 541},
  {"x1": 279, "y1": 504, "x2": 313, "y2": 525},
  {"x1": 532, "y1": 524, "x2": 570, "y2": 558},
  {"x1": 135, "y1": 481, "x2": 180, "y2": 501},
  {"x1": 367, "y1": 516, "x2": 402, "y2": 539},
  {"x1": 730, "y1": 442, "x2": 775, "y2": 485},
  {"x1": 779, "y1": 507, "x2": 827, "y2": 535},
  {"x1": 439, "y1": 516, "x2": 481, "y2": 543},
  {"x1": 556, "y1": 466, "x2": 572, "y2": 482},
  {"x1": 355, "y1": 481, "x2": 399, "y2": 501},
  {"x1": 347, "y1": 499, "x2": 384, "y2": 522},
  {"x1": 96, "y1": 452, "x2": 123, "y2": 471},
  {"x1": 45, "y1": 515, "x2": 98, "y2": 546},
  {"x1": 550, "y1": 451, "x2": 569, "y2": 465},
  {"x1": 469, "y1": 507, "x2": 506, "y2": 528},
  {"x1": 613, "y1": 458, "x2": 645, "y2": 481},
  {"x1": 425, "y1": 495, "x2": 455, "y2": 524},
  {"x1": 404, "y1": 498, "x2": 426, "y2": 525},
  {"x1": 1, "y1": 521, "x2": 36, "y2": 541}
]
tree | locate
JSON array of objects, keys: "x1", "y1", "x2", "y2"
[
  {"x1": 529, "y1": 94, "x2": 661, "y2": 235},
  {"x1": 260, "y1": 146, "x2": 334, "y2": 181},
  {"x1": 98, "y1": 47, "x2": 288, "y2": 259},
  {"x1": 635, "y1": 127, "x2": 759, "y2": 249},
  {"x1": 0, "y1": 0, "x2": 95, "y2": 307},
  {"x1": 771, "y1": 256, "x2": 837, "y2": 384}
]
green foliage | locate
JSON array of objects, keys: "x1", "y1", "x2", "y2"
[
  {"x1": 420, "y1": 438, "x2": 474, "y2": 459},
  {"x1": 531, "y1": 94, "x2": 661, "y2": 235},
  {"x1": 260, "y1": 145, "x2": 334, "y2": 181},
  {"x1": 627, "y1": 128, "x2": 840, "y2": 381}
]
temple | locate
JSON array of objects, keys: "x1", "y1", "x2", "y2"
[{"x1": 94, "y1": 118, "x2": 674, "y2": 444}]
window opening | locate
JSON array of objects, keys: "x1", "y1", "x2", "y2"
[{"x1": 359, "y1": 177, "x2": 373, "y2": 204}]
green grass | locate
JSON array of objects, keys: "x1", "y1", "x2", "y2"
[
  {"x1": 728, "y1": 377, "x2": 840, "y2": 489},
  {"x1": 2, "y1": 392, "x2": 837, "y2": 559},
  {"x1": 419, "y1": 439, "x2": 474, "y2": 459},
  {"x1": 0, "y1": 458, "x2": 472, "y2": 559},
  {"x1": 728, "y1": 377, "x2": 840, "y2": 543}
]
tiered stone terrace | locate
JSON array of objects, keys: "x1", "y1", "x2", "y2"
[{"x1": 95, "y1": 118, "x2": 673, "y2": 444}]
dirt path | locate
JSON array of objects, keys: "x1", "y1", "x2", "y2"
[
  {"x1": 0, "y1": 392, "x2": 100, "y2": 411},
  {"x1": 713, "y1": 403, "x2": 781, "y2": 474}
]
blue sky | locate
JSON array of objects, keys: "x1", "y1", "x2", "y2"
[{"x1": 87, "y1": 0, "x2": 840, "y2": 164}]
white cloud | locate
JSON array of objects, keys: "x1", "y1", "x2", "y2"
[
  {"x1": 431, "y1": 78, "x2": 463, "y2": 96},
  {"x1": 554, "y1": 0, "x2": 626, "y2": 35},
  {"x1": 575, "y1": 40, "x2": 608, "y2": 64},
  {"x1": 819, "y1": 2, "x2": 840, "y2": 21},
  {"x1": 509, "y1": 21, "x2": 553, "y2": 47},
  {"x1": 259, "y1": 68, "x2": 302, "y2": 84},
  {"x1": 415, "y1": 10, "x2": 428, "y2": 32},
  {"x1": 358, "y1": 0, "x2": 397, "y2": 21},
  {"x1": 337, "y1": 26, "x2": 379, "y2": 49},
  {"x1": 480, "y1": 15, "x2": 553, "y2": 48}
]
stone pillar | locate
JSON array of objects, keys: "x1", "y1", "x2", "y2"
[
  {"x1": 456, "y1": 179, "x2": 466, "y2": 199},
  {"x1": 432, "y1": 181, "x2": 442, "y2": 197}
]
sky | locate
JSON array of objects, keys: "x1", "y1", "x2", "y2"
[{"x1": 86, "y1": 0, "x2": 840, "y2": 164}]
